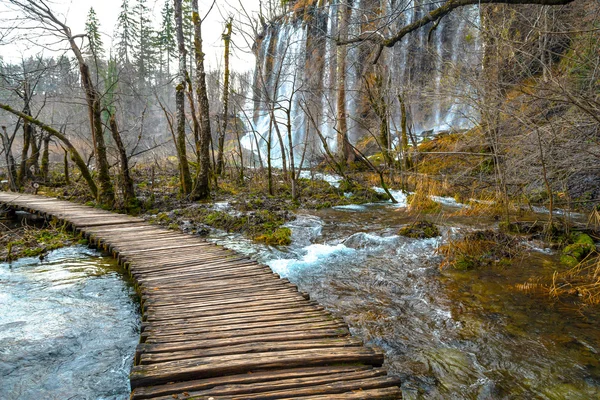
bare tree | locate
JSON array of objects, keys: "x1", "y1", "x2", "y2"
[{"x1": 7, "y1": 0, "x2": 115, "y2": 206}]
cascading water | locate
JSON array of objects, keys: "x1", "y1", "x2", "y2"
[{"x1": 243, "y1": 0, "x2": 482, "y2": 166}]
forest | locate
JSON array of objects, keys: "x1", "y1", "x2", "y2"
[{"x1": 1, "y1": 0, "x2": 599, "y2": 398}]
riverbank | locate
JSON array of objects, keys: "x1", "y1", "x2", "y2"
[{"x1": 0, "y1": 212, "x2": 81, "y2": 261}]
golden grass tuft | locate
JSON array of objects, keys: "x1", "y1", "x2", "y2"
[
  {"x1": 438, "y1": 230, "x2": 522, "y2": 270},
  {"x1": 548, "y1": 254, "x2": 600, "y2": 305}
]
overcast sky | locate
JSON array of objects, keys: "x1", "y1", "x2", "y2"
[{"x1": 0, "y1": 0, "x2": 261, "y2": 71}]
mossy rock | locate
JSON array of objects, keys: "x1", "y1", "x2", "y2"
[
  {"x1": 560, "y1": 233, "x2": 595, "y2": 267},
  {"x1": 398, "y1": 221, "x2": 441, "y2": 239},
  {"x1": 573, "y1": 232, "x2": 594, "y2": 246}
]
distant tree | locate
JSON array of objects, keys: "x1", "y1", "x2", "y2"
[
  {"x1": 132, "y1": 0, "x2": 156, "y2": 85},
  {"x1": 157, "y1": 0, "x2": 176, "y2": 81},
  {"x1": 84, "y1": 7, "x2": 104, "y2": 60},
  {"x1": 115, "y1": 0, "x2": 136, "y2": 66}
]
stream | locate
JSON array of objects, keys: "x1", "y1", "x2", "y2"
[
  {"x1": 209, "y1": 197, "x2": 600, "y2": 399},
  {"x1": 0, "y1": 246, "x2": 139, "y2": 399}
]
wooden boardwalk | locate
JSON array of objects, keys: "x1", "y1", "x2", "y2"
[{"x1": 0, "y1": 192, "x2": 401, "y2": 399}]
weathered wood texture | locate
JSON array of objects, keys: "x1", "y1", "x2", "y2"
[{"x1": 0, "y1": 192, "x2": 402, "y2": 399}]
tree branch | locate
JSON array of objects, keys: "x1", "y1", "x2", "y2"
[{"x1": 337, "y1": 0, "x2": 575, "y2": 63}]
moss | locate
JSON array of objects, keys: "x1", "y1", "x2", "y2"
[
  {"x1": 398, "y1": 221, "x2": 441, "y2": 239},
  {"x1": 255, "y1": 227, "x2": 292, "y2": 246},
  {"x1": 561, "y1": 233, "x2": 595, "y2": 267},
  {"x1": 1, "y1": 226, "x2": 76, "y2": 261},
  {"x1": 454, "y1": 256, "x2": 477, "y2": 271},
  {"x1": 573, "y1": 232, "x2": 594, "y2": 246}
]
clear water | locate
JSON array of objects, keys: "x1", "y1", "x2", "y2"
[
  {"x1": 0, "y1": 246, "x2": 140, "y2": 400},
  {"x1": 209, "y1": 204, "x2": 600, "y2": 399}
]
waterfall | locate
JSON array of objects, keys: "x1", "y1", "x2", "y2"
[{"x1": 244, "y1": 0, "x2": 482, "y2": 167}]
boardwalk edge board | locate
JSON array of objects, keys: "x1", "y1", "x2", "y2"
[{"x1": 0, "y1": 192, "x2": 402, "y2": 399}]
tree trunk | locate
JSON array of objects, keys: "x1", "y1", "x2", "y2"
[
  {"x1": 29, "y1": 128, "x2": 41, "y2": 175},
  {"x1": 397, "y1": 93, "x2": 411, "y2": 171},
  {"x1": 63, "y1": 147, "x2": 70, "y2": 185},
  {"x1": 216, "y1": 18, "x2": 233, "y2": 176},
  {"x1": 233, "y1": 106, "x2": 244, "y2": 183},
  {"x1": 17, "y1": 120, "x2": 32, "y2": 188},
  {"x1": 286, "y1": 99, "x2": 297, "y2": 200},
  {"x1": 191, "y1": 0, "x2": 212, "y2": 199},
  {"x1": 0, "y1": 125, "x2": 18, "y2": 191},
  {"x1": 72, "y1": 44, "x2": 114, "y2": 206},
  {"x1": 174, "y1": 0, "x2": 193, "y2": 195},
  {"x1": 109, "y1": 115, "x2": 136, "y2": 207},
  {"x1": 40, "y1": 135, "x2": 50, "y2": 181},
  {"x1": 335, "y1": 0, "x2": 354, "y2": 164}
]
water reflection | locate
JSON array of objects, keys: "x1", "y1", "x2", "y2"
[{"x1": 0, "y1": 246, "x2": 140, "y2": 400}]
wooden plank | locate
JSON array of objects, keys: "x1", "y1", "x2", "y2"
[
  {"x1": 141, "y1": 284, "x2": 300, "y2": 306},
  {"x1": 144, "y1": 292, "x2": 309, "y2": 314},
  {"x1": 139, "y1": 275, "x2": 284, "y2": 294},
  {"x1": 138, "y1": 337, "x2": 363, "y2": 365},
  {"x1": 213, "y1": 376, "x2": 402, "y2": 399},
  {"x1": 146, "y1": 368, "x2": 389, "y2": 400},
  {"x1": 135, "y1": 328, "x2": 351, "y2": 357},
  {"x1": 141, "y1": 316, "x2": 341, "y2": 340},
  {"x1": 143, "y1": 300, "x2": 325, "y2": 322},
  {"x1": 141, "y1": 311, "x2": 328, "y2": 333},
  {"x1": 137, "y1": 270, "x2": 280, "y2": 290},
  {"x1": 136, "y1": 263, "x2": 269, "y2": 284},
  {"x1": 129, "y1": 347, "x2": 384, "y2": 389},
  {"x1": 142, "y1": 287, "x2": 302, "y2": 308},
  {"x1": 130, "y1": 366, "x2": 372, "y2": 400},
  {"x1": 140, "y1": 305, "x2": 325, "y2": 330},
  {"x1": 142, "y1": 322, "x2": 349, "y2": 344},
  {"x1": 283, "y1": 387, "x2": 403, "y2": 399},
  {"x1": 133, "y1": 255, "x2": 251, "y2": 275},
  {"x1": 117, "y1": 242, "x2": 212, "y2": 256}
]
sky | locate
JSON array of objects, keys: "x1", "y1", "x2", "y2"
[{"x1": 0, "y1": 0, "x2": 261, "y2": 71}]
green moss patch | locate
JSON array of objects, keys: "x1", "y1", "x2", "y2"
[{"x1": 399, "y1": 221, "x2": 441, "y2": 239}]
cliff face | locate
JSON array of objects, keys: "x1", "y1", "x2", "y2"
[{"x1": 246, "y1": 0, "x2": 481, "y2": 164}]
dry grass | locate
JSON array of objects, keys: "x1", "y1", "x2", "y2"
[
  {"x1": 588, "y1": 209, "x2": 600, "y2": 231},
  {"x1": 549, "y1": 254, "x2": 600, "y2": 305},
  {"x1": 438, "y1": 230, "x2": 523, "y2": 270}
]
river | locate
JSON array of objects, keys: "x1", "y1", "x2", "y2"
[
  {"x1": 208, "y1": 197, "x2": 600, "y2": 399},
  {"x1": 0, "y1": 246, "x2": 139, "y2": 399}
]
